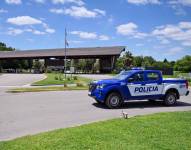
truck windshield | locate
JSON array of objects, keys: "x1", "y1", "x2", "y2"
[{"x1": 113, "y1": 71, "x2": 132, "y2": 80}]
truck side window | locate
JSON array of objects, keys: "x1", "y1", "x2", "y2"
[
  {"x1": 147, "y1": 72, "x2": 159, "y2": 81},
  {"x1": 128, "y1": 73, "x2": 144, "y2": 83}
]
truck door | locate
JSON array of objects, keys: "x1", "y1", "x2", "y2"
[
  {"x1": 126, "y1": 72, "x2": 147, "y2": 99},
  {"x1": 126, "y1": 71, "x2": 163, "y2": 99},
  {"x1": 144, "y1": 72, "x2": 164, "y2": 98}
]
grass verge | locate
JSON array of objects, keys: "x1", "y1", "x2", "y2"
[
  {"x1": 7, "y1": 86, "x2": 88, "y2": 93},
  {"x1": 0, "y1": 111, "x2": 191, "y2": 150},
  {"x1": 32, "y1": 73, "x2": 92, "y2": 86}
]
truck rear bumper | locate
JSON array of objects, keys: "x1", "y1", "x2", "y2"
[{"x1": 186, "y1": 90, "x2": 189, "y2": 96}]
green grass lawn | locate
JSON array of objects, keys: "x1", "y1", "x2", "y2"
[
  {"x1": 1, "y1": 111, "x2": 191, "y2": 150},
  {"x1": 7, "y1": 86, "x2": 88, "y2": 93},
  {"x1": 32, "y1": 73, "x2": 93, "y2": 86}
]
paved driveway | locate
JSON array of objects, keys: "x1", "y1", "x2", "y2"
[
  {"x1": 0, "y1": 74, "x2": 190, "y2": 141},
  {"x1": 0, "y1": 74, "x2": 45, "y2": 87}
]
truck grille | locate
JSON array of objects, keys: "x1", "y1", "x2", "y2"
[{"x1": 89, "y1": 83, "x2": 97, "y2": 92}]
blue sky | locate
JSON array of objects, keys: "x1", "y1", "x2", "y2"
[{"x1": 0, "y1": 0, "x2": 191, "y2": 61}]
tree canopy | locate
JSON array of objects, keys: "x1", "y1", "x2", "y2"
[{"x1": 0, "y1": 42, "x2": 15, "y2": 51}]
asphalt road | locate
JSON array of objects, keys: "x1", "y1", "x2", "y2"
[{"x1": 0, "y1": 74, "x2": 190, "y2": 141}]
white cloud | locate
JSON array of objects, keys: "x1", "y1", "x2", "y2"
[
  {"x1": 99, "y1": 35, "x2": 110, "y2": 40},
  {"x1": 68, "y1": 40, "x2": 83, "y2": 44},
  {"x1": 71, "y1": 31, "x2": 97, "y2": 39},
  {"x1": 7, "y1": 16, "x2": 55, "y2": 35},
  {"x1": 63, "y1": 6, "x2": 105, "y2": 18},
  {"x1": 7, "y1": 28, "x2": 46, "y2": 35},
  {"x1": 166, "y1": 47, "x2": 183, "y2": 55},
  {"x1": 45, "y1": 28, "x2": 55, "y2": 33},
  {"x1": 127, "y1": 0, "x2": 161, "y2": 5},
  {"x1": 116, "y1": 22, "x2": 147, "y2": 38},
  {"x1": 171, "y1": 5, "x2": 186, "y2": 15},
  {"x1": 116, "y1": 22, "x2": 138, "y2": 35},
  {"x1": 7, "y1": 16, "x2": 42, "y2": 26},
  {"x1": 169, "y1": 0, "x2": 191, "y2": 6},
  {"x1": 71, "y1": 31, "x2": 110, "y2": 40},
  {"x1": 7, "y1": 28, "x2": 24, "y2": 35},
  {"x1": 0, "y1": 9, "x2": 8, "y2": 13},
  {"x1": 93, "y1": 9, "x2": 106, "y2": 16},
  {"x1": 182, "y1": 40, "x2": 191, "y2": 46},
  {"x1": 50, "y1": 6, "x2": 106, "y2": 18},
  {"x1": 35, "y1": 0, "x2": 46, "y2": 3},
  {"x1": 49, "y1": 8, "x2": 65, "y2": 14},
  {"x1": 169, "y1": 1, "x2": 191, "y2": 15},
  {"x1": 52, "y1": 0, "x2": 84, "y2": 6},
  {"x1": 179, "y1": 22, "x2": 191, "y2": 29},
  {"x1": 160, "y1": 38, "x2": 170, "y2": 44},
  {"x1": 5, "y1": 0, "x2": 22, "y2": 4},
  {"x1": 152, "y1": 22, "x2": 191, "y2": 47}
]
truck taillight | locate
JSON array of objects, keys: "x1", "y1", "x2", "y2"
[{"x1": 186, "y1": 80, "x2": 189, "y2": 89}]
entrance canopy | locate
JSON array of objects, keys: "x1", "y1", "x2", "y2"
[{"x1": 0, "y1": 46, "x2": 126, "y2": 60}]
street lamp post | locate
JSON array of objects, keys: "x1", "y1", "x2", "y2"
[{"x1": 64, "y1": 28, "x2": 67, "y2": 79}]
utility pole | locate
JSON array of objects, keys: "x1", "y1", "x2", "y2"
[{"x1": 64, "y1": 28, "x2": 67, "y2": 79}]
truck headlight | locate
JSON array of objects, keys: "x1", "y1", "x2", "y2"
[{"x1": 96, "y1": 84, "x2": 106, "y2": 89}]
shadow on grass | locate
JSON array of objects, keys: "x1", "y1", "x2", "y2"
[{"x1": 92, "y1": 100, "x2": 191, "y2": 109}]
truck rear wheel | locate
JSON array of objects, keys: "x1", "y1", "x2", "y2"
[
  {"x1": 105, "y1": 92, "x2": 122, "y2": 109},
  {"x1": 164, "y1": 92, "x2": 177, "y2": 106}
]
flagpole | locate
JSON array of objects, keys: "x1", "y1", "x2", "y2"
[{"x1": 64, "y1": 28, "x2": 67, "y2": 79}]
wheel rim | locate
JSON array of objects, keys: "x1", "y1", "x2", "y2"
[
  {"x1": 167, "y1": 95, "x2": 175, "y2": 104},
  {"x1": 110, "y1": 96, "x2": 119, "y2": 106}
]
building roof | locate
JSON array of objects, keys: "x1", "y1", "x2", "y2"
[{"x1": 0, "y1": 46, "x2": 125, "y2": 59}]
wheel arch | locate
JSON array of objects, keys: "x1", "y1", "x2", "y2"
[
  {"x1": 105, "y1": 89, "x2": 123, "y2": 102},
  {"x1": 165, "y1": 88, "x2": 180, "y2": 99}
]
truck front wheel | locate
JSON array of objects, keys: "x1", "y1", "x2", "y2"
[
  {"x1": 105, "y1": 92, "x2": 122, "y2": 109},
  {"x1": 164, "y1": 92, "x2": 177, "y2": 106}
]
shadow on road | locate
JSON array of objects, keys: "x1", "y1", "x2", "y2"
[{"x1": 92, "y1": 100, "x2": 191, "y2": 109}]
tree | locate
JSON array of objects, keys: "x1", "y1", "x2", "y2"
[
  {"x1": 174, "y1": 55, "x2": 191, "y2": 72},
  {"x1": 33, "y1": 60, "x2": 43, "y2": 72},
  {"x1": 133, "y1": 56, "x2": 144, "y2": 67},
  {"x1": 115, "y1": 51, "x2": 133, "y2": 70},
  {"x1": 143, "y1": 56, "x2": 156, "y2": 67},
  {"x1": 0, "y1": 42, "x2": 15, "y2": 51},
  {"x1": 163, "y1": 58, "x2": 168, "y2": 63}
]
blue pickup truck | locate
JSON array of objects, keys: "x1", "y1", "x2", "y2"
[{"x1": 88, "y1": 69, "x2": 189, "y2": 108}]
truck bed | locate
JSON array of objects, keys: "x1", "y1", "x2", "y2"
[{"x1": 163, "y1": 78, "x2": 187, "y2": 84}]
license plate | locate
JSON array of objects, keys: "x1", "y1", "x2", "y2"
[{"x1": 88, "y1": 91, "x2": 91, "y2": 95}]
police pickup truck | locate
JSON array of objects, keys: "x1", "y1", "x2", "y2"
[{"x1": 88, "y1": 69, "x2": 189, "y2": 108}]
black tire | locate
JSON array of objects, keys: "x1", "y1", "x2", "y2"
[
  {"x1": 105, "y1": 92, "x2": 122, "y2": 109},
  {"x1": 164, "y1": 92, "x2": 177, "y2": 106}
]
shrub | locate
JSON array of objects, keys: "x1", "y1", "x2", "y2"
[
  {"x1": 73, "y1": 76, "x2": 78, "y2": 80},
  {"x1": 54, "y1": 75, "x2": 59, "y2": 80},
  {"x1": 67, "y1": 77, "x2": 71, "y2": 81},
  {"x1": 59, "y1": 74, "x2": 63, "y2": 81},
  {"x1": 76, "y1": 82, "x2": 84, "y2": 87}
]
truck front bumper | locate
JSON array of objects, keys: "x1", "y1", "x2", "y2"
[{"x1": 88, "y1": 90, "x2": 105, "y2": 102}]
